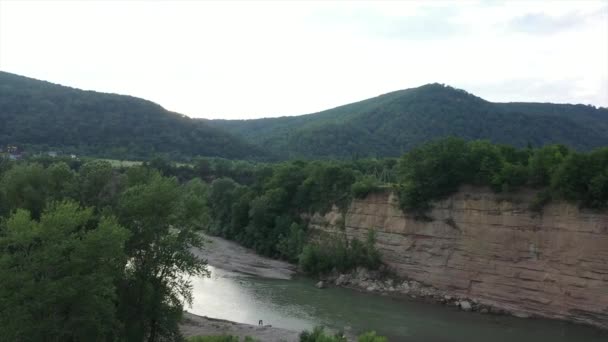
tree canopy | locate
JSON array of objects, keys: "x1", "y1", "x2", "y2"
[
  {"x1": 0, "y1": 71, "x2": 270, "y2": 161},
  {"x1": 210, "y1": 84, "x2": 608, "y2": 159}
]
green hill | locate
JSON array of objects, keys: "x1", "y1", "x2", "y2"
[
  {"x1": 209, "y1": 84, "x2": 608, "y2": 159},
  {"x1": 0, "y1": 71, "x2": 270, "y2": 160}
]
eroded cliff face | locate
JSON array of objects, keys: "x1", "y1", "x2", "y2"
[{"x1": 309, "y1": 186, "x2": 608, "y2": 329}]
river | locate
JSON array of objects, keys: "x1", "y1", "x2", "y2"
[{"x1": 188, "y1": 237, "x2": 607, "y2": 341}]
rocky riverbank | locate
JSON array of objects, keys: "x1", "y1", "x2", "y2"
[
  {"x1": 192, "y1": 234, "x2": 296, "y2": 280},
  {"x1": 319, "y1": 267, "x2": 509, "y2": 316},
  {"x1": 310, "y1": 188, "x2": 608, "y2": 329}
]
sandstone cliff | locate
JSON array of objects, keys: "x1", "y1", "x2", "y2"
[{"x1": 309, "y1": 186, "x2": 608, "y2": 329}]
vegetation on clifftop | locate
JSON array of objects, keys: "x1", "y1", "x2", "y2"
[{"x1": 397, "y1": 137, "x2": 608, "y2": 212}]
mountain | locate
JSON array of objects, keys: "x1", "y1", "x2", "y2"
[
  {"x1": 208, "y1": 84, "x2": 608, "y2": 159},
  {"x1": 0, "y1": 71, "x2": 269, "y2": 160}
]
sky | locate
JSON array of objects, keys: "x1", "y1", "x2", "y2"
[{"x1": 0, "y1": 0, "x2": 607, "y2": 119}]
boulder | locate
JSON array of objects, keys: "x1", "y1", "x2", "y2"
[
  {"x1": 335, "y1": 274, "x2": 348, "y2": 286},
  {"x1": 459, "y1": 301, "x2": 472, "y2": 312},
  {"x1": 315, "y1": 281, "x2": 326, "y2": 289}
]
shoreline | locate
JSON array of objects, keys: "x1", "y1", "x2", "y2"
[
  {"x1": 318, "y1": 267, "x2": 608, "y2": 331},
  {"x1": 180, "y1": 312, "x2": 300, "y2": 342},
  {"x1": 193, "y1": 234, "x2": 296, "y2": 280},
  {"x1": 193, "y1": 234, "x2": 607, "y2": 332}
]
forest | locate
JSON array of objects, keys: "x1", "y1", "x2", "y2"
[
  {"x1": 210, "y1": 84, "x2": 608, "y2": 159},
  {"x1": 0, "y1": 72, "x2": 270, "y2": 161},
  {"x1": 1, "y1": 138, "x2": 606, "y2": 341},
  {"x1": 2, "y1": 72, "x2": 607, "y2": 162}
]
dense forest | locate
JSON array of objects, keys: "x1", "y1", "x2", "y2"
[
  {"x1": 0, "y1": 138, "x2": 606, "y2": 341},
  {"x1": 1, "y1": 72, "x2": 607, "y2": 162},
  {"x1": 209, "y1": 84, "x2": 608, "y2": 159},
  {"x1": 0, "y1": 72, "x2": 270, "y2": 161}
]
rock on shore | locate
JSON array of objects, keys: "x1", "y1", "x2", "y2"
[{"x1": 323, "y1": 267, "x2": 503, "y2": 315}]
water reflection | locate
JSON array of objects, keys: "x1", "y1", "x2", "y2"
[{"x1": 189, "y1": 266, "x2": 608, "y2": 342}]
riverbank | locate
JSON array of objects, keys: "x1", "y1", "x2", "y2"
[
  {"x1": 180, "y1": 312, "x2": 300, "y2": 342},
  {"x1": 195, "y1": 234, "x2": 605, "y2": 329},
  {"x1": 320, "y1": 268, "x2": 507, "y2": 315},
  {"x1": 186, "y1": 235, "x2": 607, "y2": 341},
  {"x1": 192, "y1": 234, "x2": 296, "y2": 280}
]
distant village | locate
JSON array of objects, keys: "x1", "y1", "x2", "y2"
[{"x1": 0, "y1": 145, "x2": 78, "y2": 161}]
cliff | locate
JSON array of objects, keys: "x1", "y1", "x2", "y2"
[{"x1": 309, "y1": 186, "x2": 608, "y2": 329}]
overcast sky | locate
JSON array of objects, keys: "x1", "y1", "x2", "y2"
[{"x1": 1, "y1": 1, "x2": 606, "y2": 119}]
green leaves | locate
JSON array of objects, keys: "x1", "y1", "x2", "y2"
[
  {"x1": 0, "y1": 201, "x2": 128, "y2": 341},
  {"x1": 397, "y1": 139, "x2": 608, "y2": 212},
  {"x1": 115, "y1": 173, "x2": 209, "y2": 340},
  {"x1": 299, "y1": 231, "x2": 381, "y2": 276}
]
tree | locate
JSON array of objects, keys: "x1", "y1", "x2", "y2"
[
  {"x1": 0, "y1": 163, "x2": 49, "y2": 218},
  {"x1": 397, "y1": 137, "x2": 471, "y2": 211},
  {"x1": 527, "y1": 145, "x2": 569, "y2": 187},
  {"x1": 78, "y1": 160, "x2": 119, "y2": 208},
  {"x1": 116, "y1": 174, "x2": 209, "y2": 341},
  {"x1": 47, "y1": 161, "x2": 77, "y2": 200},
  {"x1": 0, "y1": 202, "x2": 128, "y2": 341}
]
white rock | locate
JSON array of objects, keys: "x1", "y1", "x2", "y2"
[{"x1": 459, "y1": 301, "x2": 472, "y2": 312}]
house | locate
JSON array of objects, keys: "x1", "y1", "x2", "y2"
[{"x1": 6, "y1": 145, "x2": 23, "y2": 160}]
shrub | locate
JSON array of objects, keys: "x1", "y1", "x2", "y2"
[
  {"x1": 351, "y1": 176, "x2": 381, "y2": 198},
  {"x1": 299, "y1": 231, "x2": 381, "y2": 276},
  {"x1": 299, "y1": 327, "x2": 346, "y2": 342},
  {"x1": 358, "y1": 331, "x2": 388, "y2": 342}
]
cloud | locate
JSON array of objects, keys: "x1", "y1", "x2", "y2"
[
  {"x1": 508, "y1": 8, "x2": 605, "y2": 35},
  {"x1": 308, "y1": 4, "x2": 465, "y2": 41}
]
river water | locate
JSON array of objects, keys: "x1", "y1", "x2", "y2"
[{"x1": 189, "y1": 266, "x2": 607, "y2": 342}]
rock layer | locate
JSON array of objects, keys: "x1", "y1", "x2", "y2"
[{"x1": 309, "y1": 186, "x2": 608, "y2": 329}]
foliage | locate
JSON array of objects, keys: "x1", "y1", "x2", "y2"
[
  {"x1": 397, "y1": 138, "x2": 608, "y2": 212},
  {"x1": 0, "y1": 202, "x2": 128, "y2": 341},
  {"x1": 0, "y1": 71, "x2": 269, "y2": 160},
  {"x1": 550, "y1": 147, "x2": 608, "y2": 208},
  {"x1": 3, "y1": 71, "x2": 606, "y2": 161},
  {"x1": 351, "y1": 176, "x2": 382, "y2": 198},
  {"x1": 115, "y1": 174, "x2": 209, "y2": 341},
  {"x1": 0, "y1": 135, "x2": 605, "y2": 341},
  {"x1": 299, "y1": 327, "x2": 388, "y2": 342},
  {"x1": 211, "y1": 83, "x2": 608, "y2": 159},
  {"x1": 357, "y1": 331, "x2": 388, "y2": 342},
  {"x1": 299, "y1": 231, "x2": 381, "y2": 276},
  {"x1": 300, "y1": 326, "x2": 347, "y2": 342},
  {"x1": 0, "y1": 160, "x2": 210, "y2": 341},
  {"x1": 0, "y1": 163, "x2": 52, "y2": 218}
]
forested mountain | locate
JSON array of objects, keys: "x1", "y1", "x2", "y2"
[
  {"x1": 0, "y1": 72, "x2": 270, "y2": 160},
  {"x1": 209, "y1": 84, "x2": 608, "y2": 159},
  {"x1": 2, "y1": 72, "x2": 606, "y2": 161}
]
